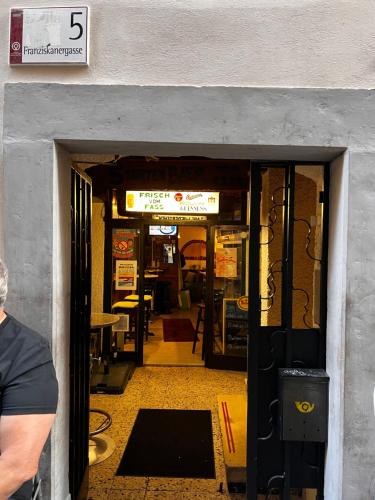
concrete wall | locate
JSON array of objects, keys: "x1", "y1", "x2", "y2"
[
  {"x1": 0, "y1": 3, "x2": 374, "y2": 498},
  {"x1": 325, "y1": 152, "x2": 349, "y2": 500},
  {"x1": 1, "y1": 0, "x2": 375, "y2": 253},
  {"x1": 1, "y1": 0, "x2": 375, "y2": 89},
  {"x1": 51, "y1": 144, "x2": 71, "y2": 500},
  {"x1": 343, "y1": 153, "x2": 375, "y2": 500},
  {"x1": 3, "y1": 84, "x2": 375, "y2": 499},
  {"x1": 1, "y1": 0, "x2": 375, "y2": 260}
]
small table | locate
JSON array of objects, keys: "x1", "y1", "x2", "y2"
[
  {"x1": 89, "y1": 313, "x2": 120, "y2": 467},
  {"x1": 91, "y1": 312, "x2": 120, "y2": 330},
  {"x1": 90, "y1": 313, "x2": 120, "y2": 374}
]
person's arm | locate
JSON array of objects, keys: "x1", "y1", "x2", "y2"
[{"x1": 0, "y1": 413, "x2": 56, "y2": 500}]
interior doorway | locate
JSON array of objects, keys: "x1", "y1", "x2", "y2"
[
  {"x1": 86, "y1": 156, "x2": 251, "y2": 379},
  {"x1": 108, "y1": 222, "x2": 209, "y2": 367},
  {"x1": 142, "y1": 224, "x2": 207, "y2": 366}
]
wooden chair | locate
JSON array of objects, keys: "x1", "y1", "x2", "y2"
[{"x1": 192, "y1": 291, "x2": 223, "y2": 358}]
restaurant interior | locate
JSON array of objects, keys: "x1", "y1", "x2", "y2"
[
  {"x1": 82, "y1": 156, "x2": 250, "y2": 496},
  {"x1": 75, "y1": 155, "x2": 324, "y2": 499}
]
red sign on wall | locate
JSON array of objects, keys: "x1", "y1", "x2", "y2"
[
  {"x1": 9, "y1": 10, "x2": 23, "y2": 64},
  {"x1": 112, "y1": 230, "x2": 136, "y2": 260}
]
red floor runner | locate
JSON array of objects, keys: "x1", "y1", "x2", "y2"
[{"x1": 162, "y1": 318, "x2": 197, "y2": 342}]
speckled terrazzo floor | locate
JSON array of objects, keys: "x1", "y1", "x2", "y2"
[{"x1": 88, "y1": 366, "x2": 247, "y2": 499}]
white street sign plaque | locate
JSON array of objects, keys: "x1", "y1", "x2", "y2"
[{"x1": 10, "y1": 7, "x2": 88, "y2": 65}]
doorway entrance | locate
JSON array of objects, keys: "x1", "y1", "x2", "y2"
[{"x1": 69, "y1": 156, "x2": 329, "y2": 499}]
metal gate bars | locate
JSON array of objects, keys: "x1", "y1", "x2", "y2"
[{"x1": 247, "y1": 163, "x2": 329, "y2": 500}]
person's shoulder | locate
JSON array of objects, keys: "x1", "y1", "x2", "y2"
[
  {"x1": 5, "y1": 314, "x2": 50, "y2": 348},
  {"x1": 1, "y1": 315, "x2": 53, "y2": 383}
]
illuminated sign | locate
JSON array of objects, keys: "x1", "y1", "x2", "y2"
[
  {"x1": 126, "y1": 191, "x2": 219, "y2": 214},
  {"x1": 149, "y1": 226, "x2": 177, "y2": 236},
  {"x1": 237, "y1": 296, "x2": 248, "y2": 311}
]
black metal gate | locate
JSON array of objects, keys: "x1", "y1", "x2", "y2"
[
  {"x1": 247, "y1": 163, "x2": 329, "y2": 499},
  {"x1": 70, "y1": 167, "x2": 92, "y2": 499}
]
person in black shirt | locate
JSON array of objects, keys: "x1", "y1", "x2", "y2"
[{"x1": 0, "y1": 259, "x2": 58, "y2": 499}]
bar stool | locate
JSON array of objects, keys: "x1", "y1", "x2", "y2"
[
  {"x1": 124, "y1": 294, "x2": 153, "y2": 340},
  {"x1": 112, "y1": 301, "x2": 139, "y2": 347},
  {"x1": 192, "y1": 303, "x2": 205, "y2": 358},
  {"x1": 89, "y1": 408, "x2": 115, "y2": 466}
]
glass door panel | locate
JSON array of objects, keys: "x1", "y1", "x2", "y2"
[
  {"x1": 292, "y1": 165, "x2": 325, "y2": 329},
  {"x1": 247, "y1": 163, "x2": 328, "y2": 498},
  {"x1": 212, "y1": 226, "x2": 249, "y2": 358},
  {"x1": 111, "y1": 228, "x2": 142, "y2": 357},
  {"x1": 259, "y1": 168, "x2": 285, "y2": 327}
]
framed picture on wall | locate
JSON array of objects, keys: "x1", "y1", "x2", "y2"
[{"x1": 115, "y1": 260, "x2": 137, "y2": 290}]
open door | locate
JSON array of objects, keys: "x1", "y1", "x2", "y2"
[
  {"x1": 247, "y1": 163, "x2": 329, "y2": 499},
  {"x1": 205, "y1": 225, "x2": 249, "y2": 370},
  {"x1": 105, "y1": 220, "x2": 145, "y2": 369},
  {"x1": 69, "y1": 167, "x2": 92, "y2": 499}
]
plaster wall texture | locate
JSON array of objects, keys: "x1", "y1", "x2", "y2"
[
  {"x1": 0, "y1": 0, "x2": 375, "y2": 257},
  {"x1": 51, "y1": 144, "x2": 71, "y2": 500},
  {"x1": 1, "y1": 0, "x2": 375, "y2": 89},
  {"x1": 343, "y1": 152, "x2": 375, "y2": 500},
  {"x1": 2, "y1": 84, "x2": 375, "y2": 498},
  {"x1": 325, "y1": 152, "x2": 348, "y2": 500}
]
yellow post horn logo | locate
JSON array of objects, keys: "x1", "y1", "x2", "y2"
[{"x1": 294, "y1": 401, "x2": 315, "y2": 413}]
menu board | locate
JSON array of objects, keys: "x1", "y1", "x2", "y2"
[{"x1": 223, "y1": 298, "x2": 248, "y2": 356}]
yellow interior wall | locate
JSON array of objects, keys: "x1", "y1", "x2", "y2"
[
  {"x1": 259, "y1": 168, "x2": 321, "y2": 328},
  {"x1": 178, "y1": 226, "x2": 207, "y2": 269},
  {"x1": 91, "y1": 201, "x2": 105, "y2": 313},
  {"x1": 293, "y1": 171, "x2": 320, "y2": 328}
]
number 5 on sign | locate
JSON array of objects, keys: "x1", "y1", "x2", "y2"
[
  {"x1": 10, "y1": 7, "x2": 89, "y2": 65},
  {"x1": 69, "y1": 12, "x2": 84, "y2": 40}
]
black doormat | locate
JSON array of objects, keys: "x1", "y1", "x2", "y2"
[{"x1": 116, "y1": 409, "x2": 216, "y2": 479}]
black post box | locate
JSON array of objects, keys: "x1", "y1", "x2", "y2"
[{"x1": 278, "y1": 368, "x2": 329, "y2": 442}]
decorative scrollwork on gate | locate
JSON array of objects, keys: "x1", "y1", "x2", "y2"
[
  {"x1": 292, "y1": 287, "x2": 313, "y2": 328},
  {"x1": 258, "y1": 399, "x2": 279, "y2": 441},
  {"x1": 294, "y1": 217, "x2": 321, "y2": 263},
  {"x1": 259, "y1": 329, "x2": 285, "y2": 372},
  {"x1": 265, "y1": 475, "x2": 285, "y2": 499},
  {"x1": 260, "y1": 186, "x2": 284, "y2": 246},
  {"x1": 259, "y1": 184, "x2": 285, "y2": 313},
  {"x1": 260, "y1": 259, "x2": 283, "y2": 312}
]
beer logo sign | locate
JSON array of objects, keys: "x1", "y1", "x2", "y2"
[
  {"x1": 237, "y1": 296, "x2": 248, "y2": 311},
  {"x1": 294, "y1": 401, "x2": 315, "y2": 414}
]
